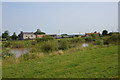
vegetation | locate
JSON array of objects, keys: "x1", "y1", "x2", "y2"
[
  {"x1": 58, "y1": 39, "x2": 70, "y2": 50},
  {"x1": 36, "y1": 35, "x2": 54, "y2": 42},
  {"x1": 10, "y1": 32, "x2": 18, "y2": 40},
  {"x1": 41, "y1": 41, "x2": 58, "y2": 52},
  {"x1": 2, "y1": 48, "x2": 15, "y2": 59},
  {"x1": 102, "y1": 30, "x2": 108, "y2": 36},
  {"x1": 2, "y1": 46, "x2": 118, "y2": 78},
  {"x1": 34, "y1": 29, "x2": 45, "y2": 35},
  {"x1": 2, "y1": 30, "x2": 10, "y2": 40},
  {"x1": 2, "y1": 30, "x2": 119, "y2": 78}
]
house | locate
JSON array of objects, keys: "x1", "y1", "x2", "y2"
[
  {"x1": 85, "y1": 33, "x2": 100, "y2": 36},
  {"x1": 18, "y1": 31, "x2": 36, "y2": 40},
  {"x1": 36, "y1": 34, "x2": 44, "y2": 38}
]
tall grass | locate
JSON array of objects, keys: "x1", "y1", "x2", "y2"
[{"x1": 41, "y1": 40, "x2": 58, "y2": 53}]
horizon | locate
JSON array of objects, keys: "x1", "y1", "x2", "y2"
[{"x1": 2, "y1": 2, "x2": 118, "y2": 35}]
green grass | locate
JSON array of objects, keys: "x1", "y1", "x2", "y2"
[{"x1": 2, "y1": 46, "x2": 118, "y2": 78}]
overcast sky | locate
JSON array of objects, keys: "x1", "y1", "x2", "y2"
[{"x1": 2, "y1": 2, "x2": 118, "y2": 35}]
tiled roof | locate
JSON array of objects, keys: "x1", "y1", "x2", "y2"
[{"x1": 21, "y1": 32, "x2": 34, "y2": 35}]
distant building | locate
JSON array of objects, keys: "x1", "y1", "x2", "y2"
[
  {"x1": 36, "y1": 34, "x2": 44, "y2": 38},
  {"x1": 54, "y1": 35, "x2": 62, "y2": 39},
  {"x1": 61, "y1": 35, "x2": 74, "y2": 38},
  {"x1": 18, "y1": 31, "x2": 36, "y2": 40},
  {"x1": 85, "y1": 33, "x2": 100, "y2": 36},
  {"x1": 46, "y1": 34, "x2": 57, "y2": 37}
]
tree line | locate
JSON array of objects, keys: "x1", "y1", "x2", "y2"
[
  {"x1": 2, "y1": 29, "x2": 119, "y2": 40},
  {"x1": 2, "y1": 29, "x2": 45, "y2": 40}
]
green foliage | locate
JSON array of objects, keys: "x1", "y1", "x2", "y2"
[
  {"x1": 34, "y1": 29, "x2": 45, "y2": 35},
  {"x1": 2, "y1": 30, "x2": 10, "y2": 40},
  {"x1": 10, "y1": 32, "x2": 18, "y2": 40},
  {"x1": 31, "y1": 40, "x2": 36, "y2": 45},
  {"x1": 2, "y1": 48, "x2": 15, "y2": 59},
  {"x1": 71, "y1": 37, "x2": 85, "y2": 43},
  {"x1": 102, "y1": 30, "x2": 108, "y2": 36},
  {"x1": 20, "y1": 53, "x2": 37, "y2": 61},
  {"x1": 108, "y1": 32, "x2": 119, "y2": 36},
  {"x1": 74, "y1": 35, "x2": 79, "y2": 37},
  {"x1": 95, "y1": 39, "x2": 104, "y2": 45},
  {"x1": 85, "y1": 36, "x2": 93, "y2": 41},
  {"x1": 2, "y1": 40, "x2": 36, "y2": 48},
  {"x1": 58, "y1": 39, "x2": 70, "y2": 50},
  {"x1": 103, "y1": 33, "x2": 120, "y2": 45},
  {"x1": 2, "y1": 41, "x2": 11, "y2": 48},
  {"x1": 89, "y1": 33, "x2": 99, "y2": 40},
  {"x1": 41, "y1": 41, "x2": 58, "y2": 52},
  {"x1": 2, "y1": 46, "x2": 118, "y2": 78},
  {"x1": 36, "y1": 35, "x2": 54, "y2": 42},
  {"x1": 85, "y1": 33, "x2": 99, "y2": 41}
]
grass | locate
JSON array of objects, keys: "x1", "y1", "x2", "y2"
[{"x1": 2, "y1": 45, "x2": 118, "y2": 78}]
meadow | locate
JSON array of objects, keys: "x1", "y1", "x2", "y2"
[
  {"x1": 2, "y1": 33, "x2": 120, "y2": 78},
  {"x1": 2, "y1": 46, "x2": 118, "y2": 78}
]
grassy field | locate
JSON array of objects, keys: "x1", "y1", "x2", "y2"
[{"x1": 2, "y1": 45, "x2": 118, "y2": 78}]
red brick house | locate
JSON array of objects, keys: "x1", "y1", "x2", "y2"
[
  {"x1": 36, "y1": 35, "x2": 44, "y2": 38},
  {"x1": 85, "y1": 33, "x2": 100, "y2": 36}
]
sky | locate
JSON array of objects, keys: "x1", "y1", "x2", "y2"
[{"x1": 2, "y1": 2, "x2": 118, "y2": 35}]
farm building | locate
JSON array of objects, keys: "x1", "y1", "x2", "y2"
[
  {"x1": 18, "y1": 31, "x2": 36, "y2": 40},
  {"x1": 85, "y1": 33, "x2": 100, "y2": 36},
  {"x1": 36, "y1": 35, "x2": 44, "y2": 38}
]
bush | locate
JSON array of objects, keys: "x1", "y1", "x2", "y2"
[
  {"x1": 31, "y1": 40, "x2": 36, "y2": 45},
  {"x1": 85, "y1": 36, "x2": 93, "y2": 41},
  {"x1": 20, "y1": 52, "x2": 37, "y2": 61},
  {"x1": 71, "y1": 37, "x2": 85, "y2": 43},
  {"x1": 2, "y1": 41, "x2": 11, "y2": 48},
  {"x1": 95, "y1": 39, "x2": 104, "y2": 45},
  {"x1": 103, "y1": 34, "x2": 120, "y2": 45},
  {"x1": 2, "y1": 48, "x2": 15, "y2": 59},
  {"x1": 41, "y1": 41, "x2": 58, "y2": 53},
  {"x1": 36, "y1": 35, "x2": 54, "y2": 42},
  {"x1": 58, "y1": 39, "x2": 69, "y2": 50},
  {"x1": 85, "y1": 33, "x2": 99, "y2": 41}
]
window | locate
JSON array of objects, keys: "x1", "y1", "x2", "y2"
[
  {"x1": 31, "y1": 35, "x2": 33, "y2": 37},
  {"x1": 26, "y1": 36, "x2": 27, "y2": 37}
]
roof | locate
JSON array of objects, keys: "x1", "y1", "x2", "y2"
[
  {"x1": 21, "y1": 31, "x2": 34, "y2": 35},
  {"x1": 85, "y1": 33, "x2": 100, "y2": 35},
  {"x1": 37, "y1": 35, "x2": 44, "y2": 37}
]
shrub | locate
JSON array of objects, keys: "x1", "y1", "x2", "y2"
[
  {"x1": 41, "y1": 41, "x2": 58, "y2": 53},
  {"x1": 2, "y1": 48, "x2": 15, "y2": 59},
  {"x1": 103, "y1": 33, "x2": 120, "y2": 45},
  {"x1": 2, "y1": 41, "x2": 11, "y2": 48},
  {"x1": 12, "y1": 41, "x2": 25, "y2": 48},
  {"x1": 20, "y1": 52, "x2": 37, "y2": 61},
  {"x1": 58, "y1": 39, "x2": 69, "y2": 50},
  {"x1": 31, "y1": 40, "x2": 36, "y2": 45},
  {"x1": 85, "y1": 36, "x2": 93, "y2": 41},
  {"x1": 85, "y1": 33, "x2": 99, "y2": 41},
  {"x1": 36, "y1": 35, "x2": 54, "y2": 42},
  {"x1": 95, "y1": 39, "x2": 104, "y2": 45},
  {"x1": 71, "y1": 37, "x2": 85, "y2": 43}
]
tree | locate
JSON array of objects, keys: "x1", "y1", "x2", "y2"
[
  {"x1": 34, "y1": 29, "x2": 45, "y2": 35},
  {"x1": 11, "y1": 32, "x2": 18, "y2": 40},
  {"x1": 102, "y1": 30, "x2": 108, "y2": 36},
  {"x1": 94, "y1": 31, "x2": 97, "y2": 33},
  {"x1": 2, "y1": 30, "x2": 10, "y2": 40}
]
